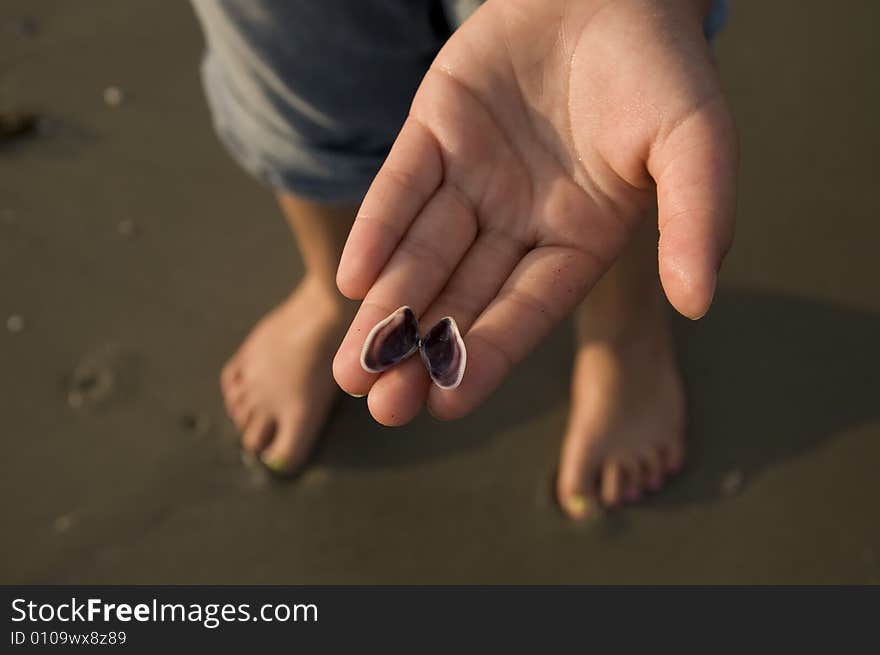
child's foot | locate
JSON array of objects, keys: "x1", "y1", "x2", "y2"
[
  {"x1": 556, "y1": 308, "x2": 686, "y2": 519},
  {"x1": 220, "y1": 277, "x2": 355, "y2": 475}
]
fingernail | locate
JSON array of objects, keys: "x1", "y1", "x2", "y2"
[
  {"x1": 260, "y1": 454, "x2": 289, "y2": 474},
  {"x1": 564, "y1": 494, "x2": 593, "y2": 520},
  {"x1": 346, "y1": 391, "x2": 366, "y2": 398}
]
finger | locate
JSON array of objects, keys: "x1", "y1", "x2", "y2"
[
  {"x1": 366, "y1": 229, "x2": 526, "y2": 425},
  {"x1": 336, "y1": 117, "x2": 443, "y2": 299},
  {"x1": 427, "y1": 244, "x2": 600, "y2": 420},
  {"x1": 649, "y1": 98, "x2": 738, "y2": 319},
  {"x1": 365, "y1": 360, "x2": 431, "y2": 427},
  {"x1": 333, "y1": 185, "x2": 477, "y2": 398}
]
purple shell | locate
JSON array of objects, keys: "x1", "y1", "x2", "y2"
[
  {"x1": 360, "y1": 306, "x2": 419, "y2": 373},
  {"x1": 419, "y1": 317, "x2": 466, "y2": 390},
  {"x1": 359, "y1": 308, "x2": 467, "y2": 389}
]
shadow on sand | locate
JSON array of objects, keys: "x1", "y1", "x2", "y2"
[
  {"x1": 667, "y1": 288, "x2": 879, "y2": 505},
  {"x1": 317, "y1": 288, "x2": 880, "y2": 506}
]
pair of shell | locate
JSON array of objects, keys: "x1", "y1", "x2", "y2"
[{"x1": 360, "y1": 306, "x2": 466, "y2": 389}]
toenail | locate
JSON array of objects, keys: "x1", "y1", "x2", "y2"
[
  {"x1": 564, "y1": 494, "x2": 593, "y2": 519},
  {"x1": 260, "y1": 454, "x2": 290, "y2": 474}
]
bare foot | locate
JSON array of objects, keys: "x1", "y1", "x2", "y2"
[
  {"x1": 556, "y1": 308, "x2": 686, "y2": 519},
  {"x1": 221, "y1": 277, "x2": 355, "y2": 475}
]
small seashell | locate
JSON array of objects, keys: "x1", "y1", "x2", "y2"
[
  {"x1": 419, "y1": 316, "x2": 466, "y2": 389},
  {"x1": 6, "y1": 314, "x2": 24, "y2": 333},
  {"x1": 360, "y1": 307, "x2": 467, "y2": 389},
  {"x1": 360, "y1": 306, "x2": 420, "y2": 373},
  {"x1": 103, "y1": 85, "x2": 124, "y2": 107}
]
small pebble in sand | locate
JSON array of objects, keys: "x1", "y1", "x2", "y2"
[
  {"x1": 67, "y1": 355, "x2": 116, "y2": 409},
  {"x1": 53, "y1": 514, "x2": 76, "y2": 534},
  {"x1": 103, "y1": 85, "x2": 124, "y2": 108},
  {"x1": 117, "y1": 218, "x2": 138, "y2": 238},
  {"x1": 6, "y1": 314, "x2": 24, "y2": 333},
  {"x1": 720, "y1": 469, "x2": 745, "y2": 497},
  {"x1": 179, "y1": 412, "x2": 211, "y2": 436}
]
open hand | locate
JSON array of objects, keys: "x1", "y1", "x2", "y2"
[{"x1": 333, "y1": 0, "x2": 737, "y2": 424}]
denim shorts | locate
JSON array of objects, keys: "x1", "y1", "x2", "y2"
[{"x1": 192, "y1": 0, "x2": 728, "y2": 204}]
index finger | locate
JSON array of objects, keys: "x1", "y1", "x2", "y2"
[{"x1": 336, "y1": 117, "x2": 443, "y2": 299}]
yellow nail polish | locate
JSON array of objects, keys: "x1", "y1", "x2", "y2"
[
  {"x1": 565, "y1": 494, "x2": 592, "y2": 519},
  {"x1": 261, "y1": 454, "x2": 288, "y2": 474}
]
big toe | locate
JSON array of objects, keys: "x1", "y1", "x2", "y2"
[
  {"x1": 259, "y1": 412, "x2": 318, "y2": 476},
  {"x1": 556, "y1": 439, "x2": 601, "y2": 520},
  {"x1": 242, "y1": 412, "x2": 275, "y2": 454}
]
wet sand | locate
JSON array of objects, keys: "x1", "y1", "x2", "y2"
[{"x1": 1, "y1": 1, "x2": 878, "y2": 583}]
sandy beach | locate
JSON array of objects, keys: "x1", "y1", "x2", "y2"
[{"x1": 1, "y1": 0, "x2": 878, "y2": 583}]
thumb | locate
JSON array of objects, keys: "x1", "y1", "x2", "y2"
[{"x1": 648, "y1": 98, "x2": 738, "y2": 319}]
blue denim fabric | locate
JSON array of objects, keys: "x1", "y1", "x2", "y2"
[{"x1": 193, "y1": 0, "x2": 729, "y2": 203}]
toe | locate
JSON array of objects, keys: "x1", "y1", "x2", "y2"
[
  {"x1": 660, "y1": 439, "x2": 685, "y2": 475},
  {"x1": 220, "y1": 357, "x2": 242, "y2": 392},
  {"x1": 619, "y1": 456, "x2": 643, "y2": 503},
  {"x1": 556, "y1": 472, "x2": 599, "y2": 521},
  {"x1": 241, "y1": 413, "x2": 274, "y2": 454},
  {"x1": 600, "y1": 460, "x2": 625, "y2": 507},
  {"x1": 556, "y1": 425, "x2": 602, "y2": 520},
  {"x1": 224, "y1": 385, "x2": 252, "y2": 431},
  {"x1": 366, "y1": 358, "x2": 431, "y2": 426},
  {"x1": 259, "y1": 414, "x2": 313, "y2": 476},
  {"x1": 229, "y1": 401, "x2": 251, "y2": 432},
  {"x1": 642, "y1": 448, "x2": 665, "y2": 492},
  {"x1": 222, "y1": 383, "x2": 248, "y2": 418}
]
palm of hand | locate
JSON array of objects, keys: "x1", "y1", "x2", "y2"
[{"x1": 333, "y1": 0, "x2": 737, "y2": 424}]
